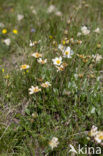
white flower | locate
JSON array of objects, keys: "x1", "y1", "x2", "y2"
[
  {"x1": 95, "y1": 131, "x2": 103, "y2": 143},
  {"x1": 69, "y1": 38, "x2": 74, "y2": 43},
  {"x1": 97, "y1": 76, "x2": 101, "y2": 81},
  {"x1": 63, "y1": 47, "x2": 74, "y2": 58},
  {"x1": 41, "y1": 81, "x2": 51, "y2": 88},
  {"x1": 55, "y1": 11, "x2": 62, "y2": 16},
  {"x1": 30, "y1": 6, "x2": 37, "y2": 14},
  {"x1": 94, "y1": 28, "x2": 100, "y2": 33},
  {"x1": 77, "y1": 32, "x2": 82, "y2": 36},
  {"x1": 30, "y1": 40, "x2": 41, "y2": 47},
  {"x1": 90, "y1": 126, "x2": 103, "y2": 144},
  {"x1": 58, "y1": 45, "x2": 74, "y2": 58},
  {"x1": 81, "y1": 26, "x2": 87, "y2": 31},
  {"x1": 89, "y1": 125, "x2": 98, "y2": 137},
  {"x1": 74, "y1": 74, "x2": 78, "y2": 79},
  {"x1": 29, "y1": 86, "x2": 41, "y2": 94},
  {"x1": 17, "y1": 14, "x2": 24, "y2": 21},
  {"x1": 76, "y1": 40, "x2": 82, "y2": 44},
  {"x1": 32, "y1": 9, "x2": 37, "y2": 15},
  {"x1": 56, "y1": 62, "x2": 68, "y2": 72},
  {"x1": 32, "y1": 52, "x2": 42, "y2": 58},
  {"x1": 20, "y1": 64, "x2": 30, "y2": 70},
  {"x1": 58, "y1": 44, "x2": 65, "y2": 51},
  {"x1": 29, "y1": 40, "x2": 35, "y2": 47},
  {"x1": 52, "y1": 56, "x2": 62, "y2": 66},
  {"x1": 3, "y1": 38, "x2": 11, "y2": 46},
  {"x1": 37, "y1": 58, "x2": 47, "y2": 64},
  {"x1": 92, "y1": 54, "x2": 102, "y2": 62},
  {"x1": 49, "y1": 137, "x2": 59, "y2": 149},
  {"x1": 91, "y1": 107, "x2": 95, "y2": 114},
  {"x1": 81, "y1": 26, "x2": 90, "y2": 35},
  {"x1": 47, "y1": 5, "x2": 56, "y2": 13},
  {"x1": 56, "y1": 65, "x2": 64, "y2": 72},
  {"x1": 30, "y1": 6, "x2": 34, "y2": 10}
]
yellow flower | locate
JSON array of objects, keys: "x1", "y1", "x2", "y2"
[
  {"x1": 49, "y1": 35, "x2": 53, "y2": 39},
  {"x1": 32, "y1": 52, "x2": 42, "y2": 58},
  {"x1": 26, "y1": 70, "x2": 29, "y2": 73},
  {"x1": 65, "y1": 40, "x2": 69, "y2": 44},
  {"x1": 13, "y1": 29, "x2": 18, "y2": 34},
  {"x1": 4, "y1": 74, "x2": 10, "y2": 79},
  {"x1": 2, "y1": 29, "x2": 7, "y2": 34},
  {"x1": 29, "y1": 86, "x2": 41, "y2": 94},
  {"x1": 20, "y1": 64, "x2": 30, "y2": 70},
  {"x1": 2, "y1": 68, "x2": 4, "y2": 73},
  {"x1": 41, "y1": 81, "x2": 51, "y2": 88},
  {"x1": 62, "y1": 40, "x2": 66, "y2": 45}
]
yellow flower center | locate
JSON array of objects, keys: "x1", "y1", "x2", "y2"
[
  {"x1": 56, "y1": 60, "x2": 60, "y2": 64},
  {"x1": 21, "y1": 65, "x2": 27, "y2": 69},
  {"x1": 36, "y1": 53, "x2": 39, "y2": 57},
  {"x1": 34, "y1": 88, "x2": 38, "y2": 92},
  {"x1": 41, "y1": 60, "x2": 45, "y2": 64},
  {"x1": 35, "y1": 53, "x2": 42, "y2": 58},
  {"x1": 99, "y1": 135, "x2": 103, "y2": 140},
  {"x1": 65, "y1": 51, "x2": 69, "y2": 55}
]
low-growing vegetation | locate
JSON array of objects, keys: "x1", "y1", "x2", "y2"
[{"x1": 0, "y1": 0, "x2": 103, "y2": 155}]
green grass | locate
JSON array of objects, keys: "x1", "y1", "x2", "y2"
[{"x1": 0, "y1": 0, "x2": 103, "y2": 155}]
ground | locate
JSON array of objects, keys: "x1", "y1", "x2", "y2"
[{"x1": 0, "y1": 0, "x2": 103, "y2": 155}]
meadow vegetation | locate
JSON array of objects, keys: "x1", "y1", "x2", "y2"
[{"x1": 0, "y1": 0, "x2": 103, "y2": 155}]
